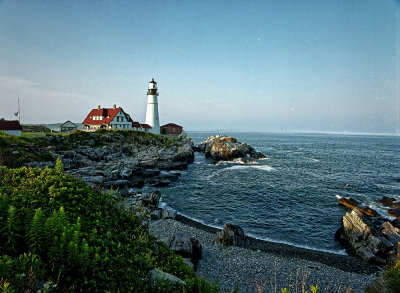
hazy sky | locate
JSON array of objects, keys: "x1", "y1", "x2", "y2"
[{"x1": 0, "y1": 0, "x2": 399, "y2": 133}]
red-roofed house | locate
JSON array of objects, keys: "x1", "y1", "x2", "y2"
[
  {"x1": 160, "y1": 123, "x2": 183, "y2": 136},
  {"x1": 82, "y1": 105, "x2": 134, "y2": 132},
  {"x1": 0, "y1": 120, "x2": 23, "y2": 136}
]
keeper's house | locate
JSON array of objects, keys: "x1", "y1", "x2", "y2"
[
  {"x1": 60, "y1": 120, "x2": 78, "y2": 132},
  {"x1": 160, "y1": 123, "x2": 183, "y2": 136},
  {"x1": 82, "y1": 105, "x2": 150, "y2": 132},
  {"x1": 0, "y1": 120, "x2": 22, "y2": 136}
]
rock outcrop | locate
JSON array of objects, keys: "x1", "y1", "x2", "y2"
[
  {"x1": 216, "y1": 223, "x2": 246, "y2": 246},
  {"x1": 157, "y1": 233, "x2": 203, "y2": 271},
  {"x1": 197, "y1": 135, "x2": 265, "y2": 162},
  {"x1": 335, "y1": 210, "x2": 396, "y2": 264},
  {"x1": 25, "y1": 131, "x2": 194, "y2": 191}
]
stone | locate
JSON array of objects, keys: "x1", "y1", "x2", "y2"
[
  {"x1": 388, "y1": 207, "x2": 400, "y2": 219},
  {"x1": 103, "y1": 179, "x2": 130, "y2": 188},
  {"x1": 382, "y1": 221, "x2": 400, "y2": 246},
  {"x1": 138, "y1": 191, "x2": 161, "y2": 210},
  {"x1": 216, "y1": 223, "x2": 246, "y2": 246},
  {"x1": 338, "y1": 197, "x2": 361, "y2": 211},
  {"x1": 363, "y1": 206, "x2": 379, "y2": 217},
  {"x1": 149, "y1": 269, "x2": 186, "y2": 287},
  {"x1": 190, "y1": 237, "x2": 202, "y2": 271},
  {"x1": 379, "y1": 196, "x2": 400, "y2": 209},
  {"x1": 162, "y1": 209, "x2": 177, "y2": 220},
  {"x1": 197, "y1": 135, "x2": 265, "y2": 162},
  {"x1": 183, "y1": 258, "x2": 194, "y2": 269},
  {"x1": 170, "y1": 234, "x2": 193, "y2": 257},
  {"x1": 335, "y1": 210, "x2": 395, "y2": 264},
  {"x1": 150, "y1": 209, "x2": 161, "y2": 220},
  {"x1": 338, "y1": 197, "x2": 378, "y2": 217}
]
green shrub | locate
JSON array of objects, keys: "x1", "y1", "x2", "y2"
[{"x1": 0, "y1": 166, "x2": 222, "y2": 292}]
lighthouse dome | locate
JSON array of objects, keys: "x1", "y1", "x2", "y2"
[{"x1": 148, "y1": 78, "x2": 158, "y2": 90}]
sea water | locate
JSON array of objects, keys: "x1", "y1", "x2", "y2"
[{"x1": 156, "y1": 132, "x2": 400, "y2": 254}]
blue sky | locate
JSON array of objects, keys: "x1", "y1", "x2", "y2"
[{"x1": 0, "y1": 0, "x2": 399, "y2": 133}]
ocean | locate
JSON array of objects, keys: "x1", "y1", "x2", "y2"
[{"x1": 153, "y1": 132, "x2": 400, "y2": 254}]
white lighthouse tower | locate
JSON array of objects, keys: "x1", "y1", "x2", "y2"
[{"x1": 145, "y1": 78, "x2": 160, "y2": 134}]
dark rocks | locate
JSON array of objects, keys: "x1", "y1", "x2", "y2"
[
  {"x1": 337, "y1": 197, "x2": 378, "y2": 218},
  {"x1": 379, "y1": 196, "x2": 400, "y2": 209},
  {"x1": 216, "y1": 223, "x2": 246, "y2": 246},
  {"x1": 197, "y1": 135, "x2": 265, "y2": 162},
  {"x1": 26, "y1": 131, "x2": 194, "y2": 189}
]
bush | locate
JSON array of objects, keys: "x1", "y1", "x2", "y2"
[{"x1": 0, "y1": 166, "x2": 222, "y2": 292}]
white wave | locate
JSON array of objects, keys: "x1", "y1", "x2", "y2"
[
  {"x1": 252, "y1": 165, "x2": 274, "y2": 171},
  {"x1": 220, "y1": 164, "x2": 275, "y2": 172},
  {"x1": 335, "y1": 194, "x2": 342, "y2": 200}
]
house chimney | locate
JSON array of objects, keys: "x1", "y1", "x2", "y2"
[
  {"x1": 113, "y1": 104, "x2": 116, "y2": 109},
  {"x1": 97, "y1": 105, "x2": 101, "y2": 110}
]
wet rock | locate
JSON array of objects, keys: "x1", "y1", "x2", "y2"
[
  {"x1": 337, "y1": 197, "x2": 378, "y2": 217},
  {"x1": 379, "y1": 196, "x2": 400, "y2": 209},
  {"x1": 363, "y1": 206, "x2": 379, "y2": 217},
  {"x1": 388, "y1": 208, "x2": 400, "y2": 219},
  {"x1": 338, "y1": 197, "x2": 361, "y2": 211},
  {"x1": 216, "y1": 223, "x2": 246, "y2": 246}
]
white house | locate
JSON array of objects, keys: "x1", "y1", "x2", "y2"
[
  {"x1": 82, "y1": 105, "x2": 133, "y2": 132},
  {"x1": 60, "y1": 120, "x2": 78, "y2": 132},
  {"x1": 0, "y1": 120, "x2": 22, "y2": 136}
]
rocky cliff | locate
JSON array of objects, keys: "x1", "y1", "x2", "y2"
[{"x1": 24, "y1": 130, "x2": 194, "y2": 192}]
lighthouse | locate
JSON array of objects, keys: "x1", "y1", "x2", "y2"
[{"x1": 145, "y1": 78, "x2": 160, "y2": 134}]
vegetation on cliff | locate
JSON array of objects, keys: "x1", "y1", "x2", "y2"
[{"x1": 0, "y1": 166, "x2": 225, "y2": 292}]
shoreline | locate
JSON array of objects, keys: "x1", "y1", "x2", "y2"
[{"x1": 174, "y1": 214, "x2": 380, "y2": 275}]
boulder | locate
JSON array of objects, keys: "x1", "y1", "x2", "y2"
[
  {"x1": 138, "y1": 191, "x2": 161, "y2": 210},
  {"x1": 150, "y1": 269, "x2": 186, "y2": 287},
  {"x1": 216, "y1": 223, "x2": 246, "y2": 246},
  {"x1": 162, "y1": 209, "x2": 177, "y2": 220},
  {"x1": 335, "y1": 210, "x2": 395, "y2": 264},
  {"x1": 150, "y1": 209, "x2": 161, "y2": 220},
  {"x1": 170, "y1": 234, "x2": 193, "y2": 257},
  {"x1": 197, "y1": 135, "x2": 265, "y2": 162}
]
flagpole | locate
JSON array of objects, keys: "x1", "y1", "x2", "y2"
[{"x1": 18, "y1": 98, "x2": 20, "y2": 123}]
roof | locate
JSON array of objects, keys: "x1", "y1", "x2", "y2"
[
  {"x1": 161, "y1": 123, "x2": 182, "y2": 128},
  {"x1": 0, "y1": 120, "x2": 22, "y2": 131},
  {"x1": 150, "y1": 78, "x2": 157, "y2": 84},
  {"x1": 140, "y1": 123, "x2": 152, "y2": 129},
  {"x1": 60, "y1": 120, "x2": 77, "y2": 127},
  {"x1": 82, "y1": 107, "x2": 122, "y2": 125},
  {"x1": 132, "y1": 121, "x2": 141, "y2": 128}
]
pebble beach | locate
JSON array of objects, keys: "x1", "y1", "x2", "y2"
[{"x1": 150, "y1": 215, "x2": 381, "y2": 293}]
